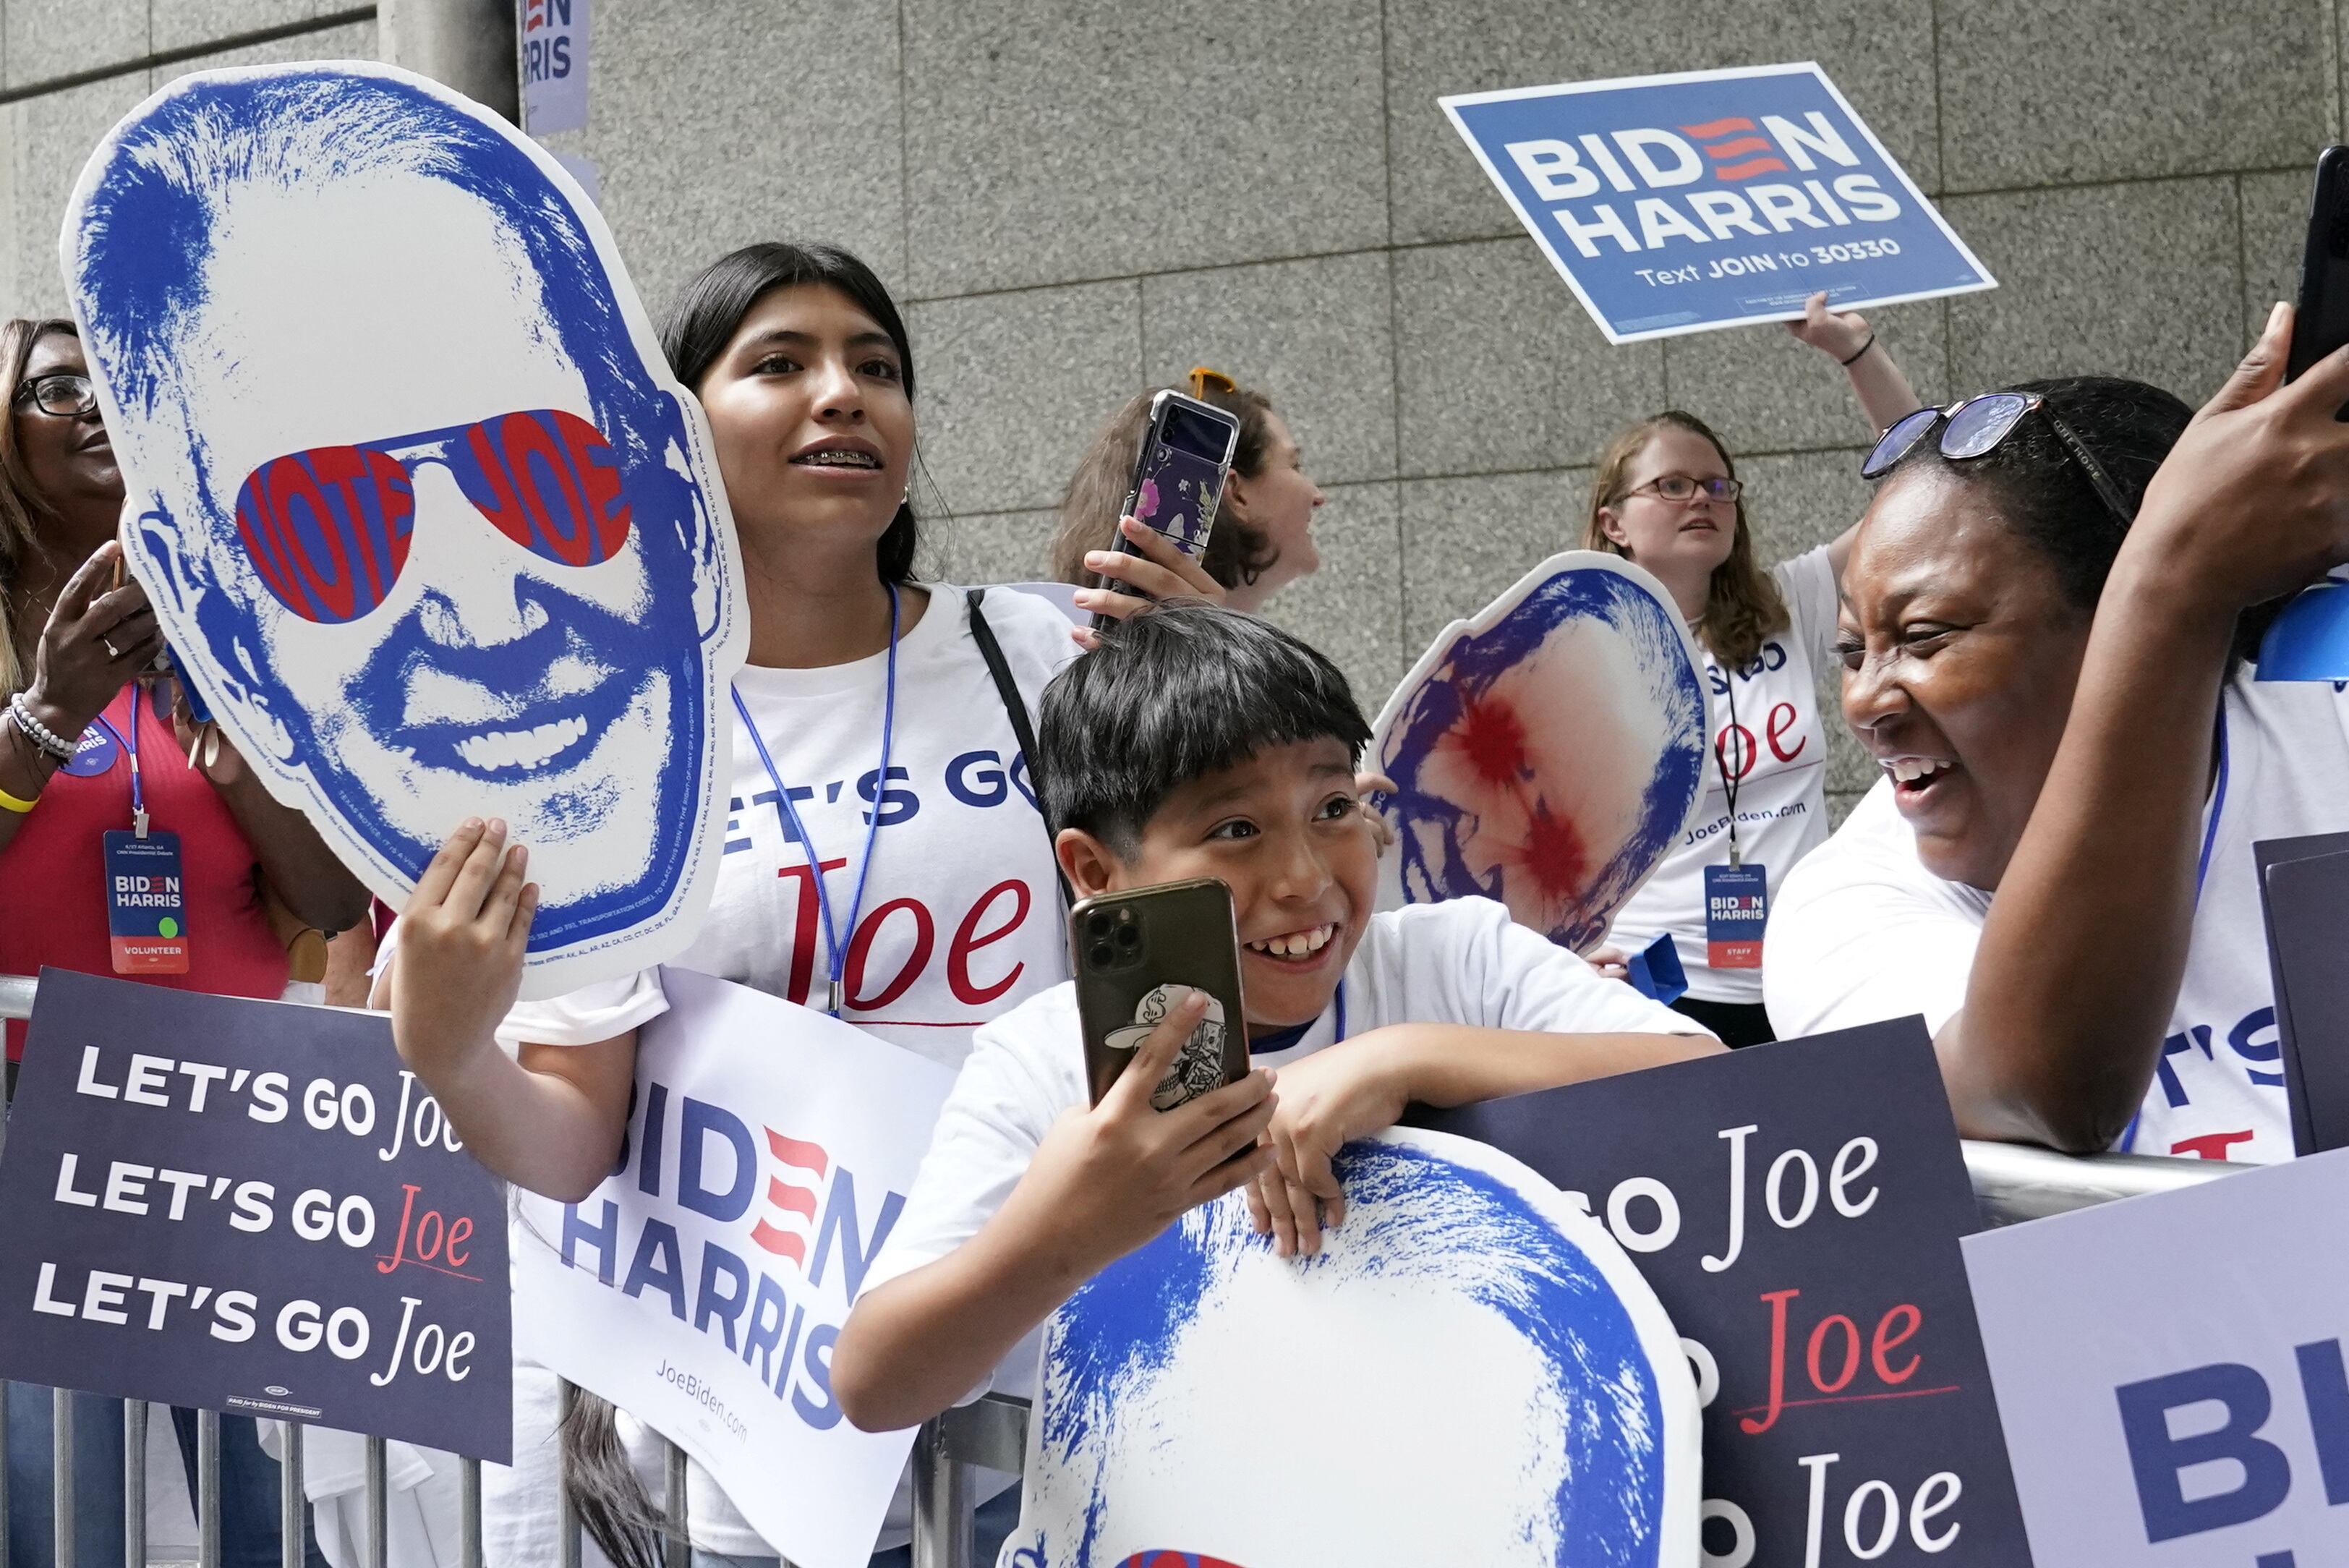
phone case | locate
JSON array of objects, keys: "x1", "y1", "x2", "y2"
[
  {"x1": 1072, "y1": 878, "x2": 1250, "y2": 1109},
  {"x1": 1127, "y1": 438, "x2": 1227, "y2": 559},
  {"x1": 2290, "y1": 145, "x2": 2349, "y2": 380}
]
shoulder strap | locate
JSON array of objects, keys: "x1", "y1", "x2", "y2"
[{"x1": 965, "y1": 588, "x2": 1072, "y2": 907}]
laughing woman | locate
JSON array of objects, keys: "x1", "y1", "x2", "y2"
[{"x1": 1766, "y1": 306, "x2": 2349, "y2": 1162}]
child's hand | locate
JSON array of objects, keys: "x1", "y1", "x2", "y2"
[
  {"x1": 390, "y1": 819, "x2": 537, "y2": 1085},
  {"x1": 1245, "y1": 1030, "x2": 1415, "y2": 1258},
  {"x1": 1012, "y1": 989, "x2": 1278, "y2": 1271}
]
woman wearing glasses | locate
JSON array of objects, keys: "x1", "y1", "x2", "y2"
[
  {"x1": 1585, "y1": 294, "x2": 1922, "y2": 1047},
  {"x1": 1051, "y1": 367, "x2": 1327, "y2": 621},
  {"x1": 1766, "y1": 304, "x2": 2349, "y2": 1162},
  {"x1": 0, "y1": 319, "x2": 365, "y2": 1567}
]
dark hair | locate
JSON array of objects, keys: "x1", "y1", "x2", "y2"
[
  {"x1": 1884, "y1": 376, "x2": 2193, "y2": 610},
  {"x1": 1049, "y1": 382, "x2": 1282, "y2": 589},
  {"x1": 1040, "y1": 603, "x2": 1370, "y2": 851},
  {"x1": 660, "y1": 242, "x2": 921, "y2": 584}
]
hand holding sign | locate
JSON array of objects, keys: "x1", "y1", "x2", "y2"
[{"x1": 388, "y1": 818, "x2": 538, "y2": 1085}]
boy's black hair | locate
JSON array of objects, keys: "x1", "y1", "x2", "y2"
[{"x1": 1039, "y1": 603, "x2": 1372, "y2": 852}]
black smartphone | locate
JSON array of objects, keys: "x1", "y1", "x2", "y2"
[
  {"x1": 1087, "y1": 390, "x2": 1242, "y2": 632},
  {"x1": 1071, "y1": 878, "x2": 1250, "y2": 1109},
  {"x1": 2288, "y1": 145, "x2": 2349, "y2": 382}
]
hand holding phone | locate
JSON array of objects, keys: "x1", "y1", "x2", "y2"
[
  {"x1": 2259, "y1": 145, "x2": 2349, "y2": 682},
  {"x1": 1086, "y1": 391, "x2": 1241, "y2": 631},
  {"x1": 1074, "y1": 878, "x2": 1250, "y2": 1108},
  {"x1": 2289, "y1": 146, "x2": 2349, "y2": 383}
]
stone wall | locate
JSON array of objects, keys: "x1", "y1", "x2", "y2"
[{"x1": 0, "y1": 0, "x2": 2329, "y2": 819}]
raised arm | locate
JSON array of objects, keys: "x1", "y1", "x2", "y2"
[
  {"x1": 380, "y1": 819, "x2": 636, "y2": 1199},
  {"x1": 1787, "y1": 291, "x2": 1927, "y2": 580},
  {"x1": 0, "y1": 543, "x2": 155, "y2": 853},
  {"x1": 1945, "y1": 305, "x2": 2349, "y2": 1149},
  {"x1": 1789, "y1": 290, "x2": 1925, "y2": 435}
]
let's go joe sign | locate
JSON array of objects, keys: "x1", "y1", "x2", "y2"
[{"x1": 1412, "y1": 1017, "x2": 2027, "y2": 1565}]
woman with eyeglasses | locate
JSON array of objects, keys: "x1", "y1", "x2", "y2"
[
  {"x1": 1050, "y1": 367, "x2": 1327, "y2": 623},
  {"x1": 1582, "y1": 294, "x2": 1922, "y2": 1047},
  {"x1": 0, "y1": 318, "x2": 366, "y2": 1567},
  {"x1": 1765, "y1": 304, "x2": 2349, "y2": 1161}
]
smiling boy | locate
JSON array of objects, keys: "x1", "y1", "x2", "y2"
[{"x1": 832, "y1": 605, "x2": 1718, "y2": 1434}]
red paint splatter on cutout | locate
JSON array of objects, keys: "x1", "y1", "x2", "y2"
[
  {"x1": 1514, "y1": 798, "x2": 1590, "y2": 901},
  {"x1": 1449, "y1": 694, "x2": 1530, "y2": 787}
]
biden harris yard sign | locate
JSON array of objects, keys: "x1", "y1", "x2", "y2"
[
  {"x1": 512, "y1": 970, "x2": 955, "y2": 1568},
  {"x1": 1442, "y1": 64, "x2": 1993, "y2": 343}
]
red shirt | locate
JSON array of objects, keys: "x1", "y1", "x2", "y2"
[{"x1": 0, "y1": 683, "x2": 288, "y2": 1059}]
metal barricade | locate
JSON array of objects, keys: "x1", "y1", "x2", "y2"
[{"x1": 0, "y1": 971, "x2": 2253, "y2": 1568}]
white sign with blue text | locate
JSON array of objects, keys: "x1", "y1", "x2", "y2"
[
  {"x1": 521, "y1": 0, "x2": 588, "y2": 135},
  {"x1": 1962, "y1": 1149, "x2": 2349, "y2": 1568},
  {"x1": 1442, "y1": 63, "x2": 1994, "y2": 344},
  {"x1": 511, "y1": 969, "x2": 956, "y2": 1568}
]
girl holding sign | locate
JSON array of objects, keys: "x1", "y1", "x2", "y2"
[
  {"x1": 1765, "y1": 304, "x2": 2349, "y2": 1163},
  {"x1": 1587, "y1": 294, "x2": 1920, "y2": 1047},
  {"x1": 380, "y1": 243, "x2": 1221, "y2": 1568}
]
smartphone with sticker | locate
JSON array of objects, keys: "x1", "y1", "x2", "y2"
[
  {"x1": 1073, "y1": 877, "x2": 1250, "y2": 1109},
  {"x1": 1087, "y1": 391, "x2": 1241, "y2": 632}
]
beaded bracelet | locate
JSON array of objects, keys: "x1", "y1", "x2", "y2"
[{"x1": 7, "y1": 691, "x2": 78, "y2": 762}]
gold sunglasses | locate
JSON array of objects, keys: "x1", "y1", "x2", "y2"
[{"x1": 1188, "y1": 365, "x2": 1237, "y2": 398}]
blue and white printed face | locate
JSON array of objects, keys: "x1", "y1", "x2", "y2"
[
  {"x1": 176, "y1": 178, "x2": 683, "y2": 903},
  {"x1": 1373, "y1": 553, "x2": 1705, "y2": 953},
  {"x1": 1017, "y1": 1133, "x2": 1700, "y2": 1567},
  {"x1": 68, "y1": 65, "x2": 746, "y2": 989}
]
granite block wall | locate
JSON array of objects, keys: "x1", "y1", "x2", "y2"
[{"x1": 0, "y1": 0, "x2": 2328, "y2": 822}]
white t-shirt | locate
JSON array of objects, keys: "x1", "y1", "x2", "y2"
[
  {"x1": 1763, "y1": 673, "x2": 2349, "y2": 1164},
  {"x1": 440, "y1": 583, "x2": 1075, "y2": 1562},
  {"x1": 496, "y1": 584, "x2": 1077, "y2": 1068},
  {"x1": 864, "y1": 896, "x2": 1702, "y2": 1345},
  {"x1": 1606, "y1": 547, "x2": 1838, "y2": 1004}
]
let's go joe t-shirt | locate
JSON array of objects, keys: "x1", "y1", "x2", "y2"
[
  {"x1": 1764, "y1": 672, "x2": 2349, "y2": 1164},
  {"x1": 1606, "y1": 547, "x2": 1838, "y2": 1004}
]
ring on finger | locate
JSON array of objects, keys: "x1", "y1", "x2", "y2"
[{"x1": 101, "y1": 636, "x2": 119, "y2": 659}]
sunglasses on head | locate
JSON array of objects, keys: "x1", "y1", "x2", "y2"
[
  {"x1": 234, "y1": 408, "x2": 633, "y2": 625},
  {"x1": 1862, "y1": 393, "x2": 2135, "y2": 528},
  {"x1": 1188, "y1": 365, "x2": 1236, "y2": 399}
]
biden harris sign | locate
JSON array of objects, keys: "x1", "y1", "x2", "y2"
[{"x1": 1442, "y1": 63, "x2": 1993, "y2": 343}]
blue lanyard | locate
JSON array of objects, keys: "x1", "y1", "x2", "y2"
[
  {"x1": 1334, "y1": 979, "x2": 1347, "y2": 1045},
  {"x1": 730, "y1": 584, "x2": 901, "y2": 1015},
  {"x1": 95, "y1": 686, "x2": 147, "y2": 838}
]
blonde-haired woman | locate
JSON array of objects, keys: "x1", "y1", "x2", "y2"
[{"x1": 1588, "y1": 294, "x2": 1919, "y2": 1044}]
